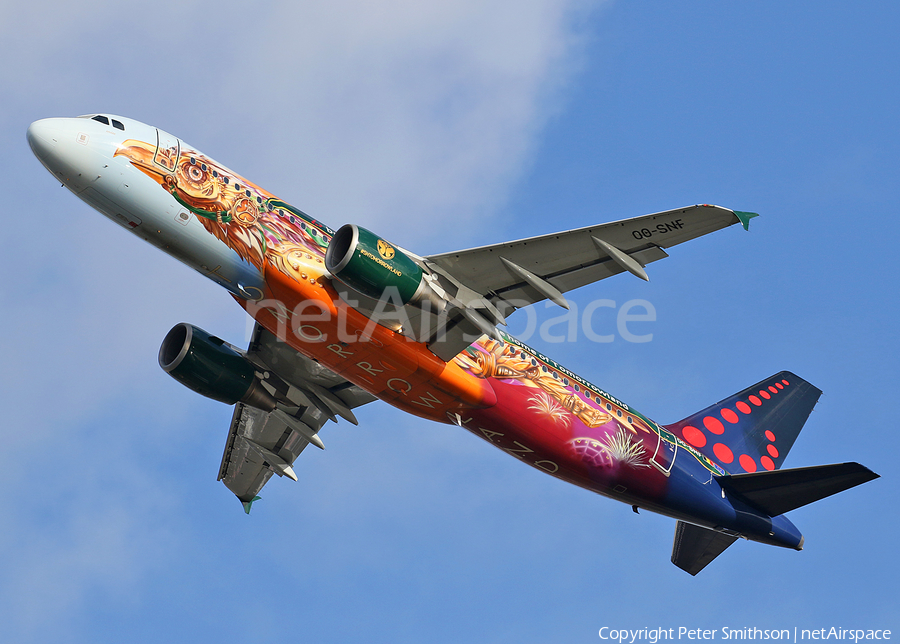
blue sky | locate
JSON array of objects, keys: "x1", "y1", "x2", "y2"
[{"x1": 1, "y1": 1, "x2": 897, "y2": 642}]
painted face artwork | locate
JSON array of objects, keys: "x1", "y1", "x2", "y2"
[{"x1": 115, "y1": 139, "x2": 333, "y2": 284}]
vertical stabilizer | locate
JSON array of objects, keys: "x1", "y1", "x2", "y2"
[{"x1": 666, "y1": 371, "x2": 821, "y2": 474}]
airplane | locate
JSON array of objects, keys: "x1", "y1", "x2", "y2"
[{"x1": 27, "y1": 113, "x2": 879, "y2": 575}]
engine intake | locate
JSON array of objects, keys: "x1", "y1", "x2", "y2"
[
  {"x1": 325, "y1": 224, "x2": 445, "y2": 310},
  {"x1": 159, "y1": 323, "x2": 276, "y2": 411}
]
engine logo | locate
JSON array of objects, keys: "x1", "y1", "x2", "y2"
[{"x1": 377, "y1": 239, "x2": 396, "y2": 260}]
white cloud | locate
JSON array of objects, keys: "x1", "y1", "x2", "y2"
[{"x1": 220, "y1": 1, "x2": 595, "y2": 245}]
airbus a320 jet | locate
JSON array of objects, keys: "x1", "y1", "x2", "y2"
[{"x1": 28, "y1": 114, "x2": 878, "y2": 574}]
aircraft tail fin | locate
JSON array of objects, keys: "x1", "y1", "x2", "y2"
[
  {"x1": 671, "y1": 521, "x2": 738, "y2": 576},
  {"x1": 717, "y1": 462, "x2": 879, "y2": 517},
  {"x1": 666, "y1": 371, "x2": 821, "y2": 473}
]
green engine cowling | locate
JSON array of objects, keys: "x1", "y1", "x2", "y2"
[
  {"x1": 158, "y1": 323, "x2": 276, "y2": 411},
  {"x1": 325, "y1": 224, "x2": 445, "y2": 309}
]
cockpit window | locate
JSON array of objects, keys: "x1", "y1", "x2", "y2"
[
  {"x1": 111, "y1": 119, "x2": 125, "y2": 131},
  {"x1": 92, "y1": 115, "x2": 110, "y2": 125}
]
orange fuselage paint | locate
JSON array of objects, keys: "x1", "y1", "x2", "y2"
[{"x1": 242, "y1": 265, "x2": 497, "y2": 422}]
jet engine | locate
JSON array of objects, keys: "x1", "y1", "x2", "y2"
[
  {"x1": 158, "y1": 323, "x2": 276, "y2": 411},
  {"x1": 325, "y1": 224, "x2": 445, "y2": 310}
]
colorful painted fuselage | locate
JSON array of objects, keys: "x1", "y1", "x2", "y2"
[{"x1": 27, "y1": 114, "x2": 803, "y2": 550}]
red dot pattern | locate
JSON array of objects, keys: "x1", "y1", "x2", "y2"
[
  {"x1": 714, "y1": 443, "x2": 734, "y2": 463},
  {"x1": 721, "y1": 408, "x2": 739, "y2": 424},
  {"x1": 739, "y1": 454, "x2": 757, "y2": 472},
  {"x1": 682, "y1": 425, "x2": 706, "y2": 448},
  {"x1": 674, "y1": 378, "x2": 790, "y2": 473},
  {"x1": 703, "y1": 416, "x2": 725, "y2": 434}
]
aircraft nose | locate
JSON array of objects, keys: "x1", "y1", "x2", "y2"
[
  {"x1": 27, "y1": 117, "x2": 100, "y2": 192},
  {"x1": 26, "y1": 118, "x2": 62, "y2": 162}
]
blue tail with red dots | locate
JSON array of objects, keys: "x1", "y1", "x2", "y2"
[
  {"x1": 667, "y1": 372, "x2": 879, "y2": 575},
  {"x1": 666, "y1": 371, "x2": 821, "y2": 474}
]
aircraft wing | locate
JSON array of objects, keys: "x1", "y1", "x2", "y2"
[
  {"x1": 410, "y1": 205, "x2": 755, "y2": 360},
  {"x1": 426, "y1": 204, "x2": 755, "y2": 310},
  {"x1": 217, "y1": 322, "x2": 377, "y2": 512}
]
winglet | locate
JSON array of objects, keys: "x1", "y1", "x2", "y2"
[
  {"x1": 242, "y1": 495, "x2": 262, "y2": 514},
  {"x1": 733, "y1": 210, "x2": 759, "y2": 231}
]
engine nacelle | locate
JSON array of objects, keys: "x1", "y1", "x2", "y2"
[
  {"x1": 325, "y1": 224, "x2": 445, "y2": 310},
  {"x1": 158, "y1": 323, "x2": 276, "y2": 411}
]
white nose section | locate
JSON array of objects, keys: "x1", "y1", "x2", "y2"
[
  {"x1": 26, "y1": 118, "x2": 62, "y2": 162},
  {"x1": 27, "y1": 118, "x2": 97, "y2": 192}
]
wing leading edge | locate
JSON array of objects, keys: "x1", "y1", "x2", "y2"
[{"x1": 426, "y1": 205, "x2": 752, "y2": 311}]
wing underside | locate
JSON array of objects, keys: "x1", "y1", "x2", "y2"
[
  {"x1": 217, "y1": 323, "x2": 376, "y2": 511},
  {"x1": 417, "y1": 205, "x2": 747, "y2": 358},
  {"x1": 426, "y1": 204, "x2": 745, "y2": 308}
]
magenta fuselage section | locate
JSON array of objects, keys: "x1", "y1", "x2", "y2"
[
  {"x1": 449, "y1": 339, "x2": 802, "y2": 549},
  {"x1": 453, "y1": 340, "x2": 682, "y2": 509}
]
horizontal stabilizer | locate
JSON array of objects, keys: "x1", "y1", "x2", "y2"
[
  {"x1": 671, "y1": 521, "x2": 738, "y2": 575},
  {"x1": 717, "y1": 462, "x2": 879, "y2": 517}
]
